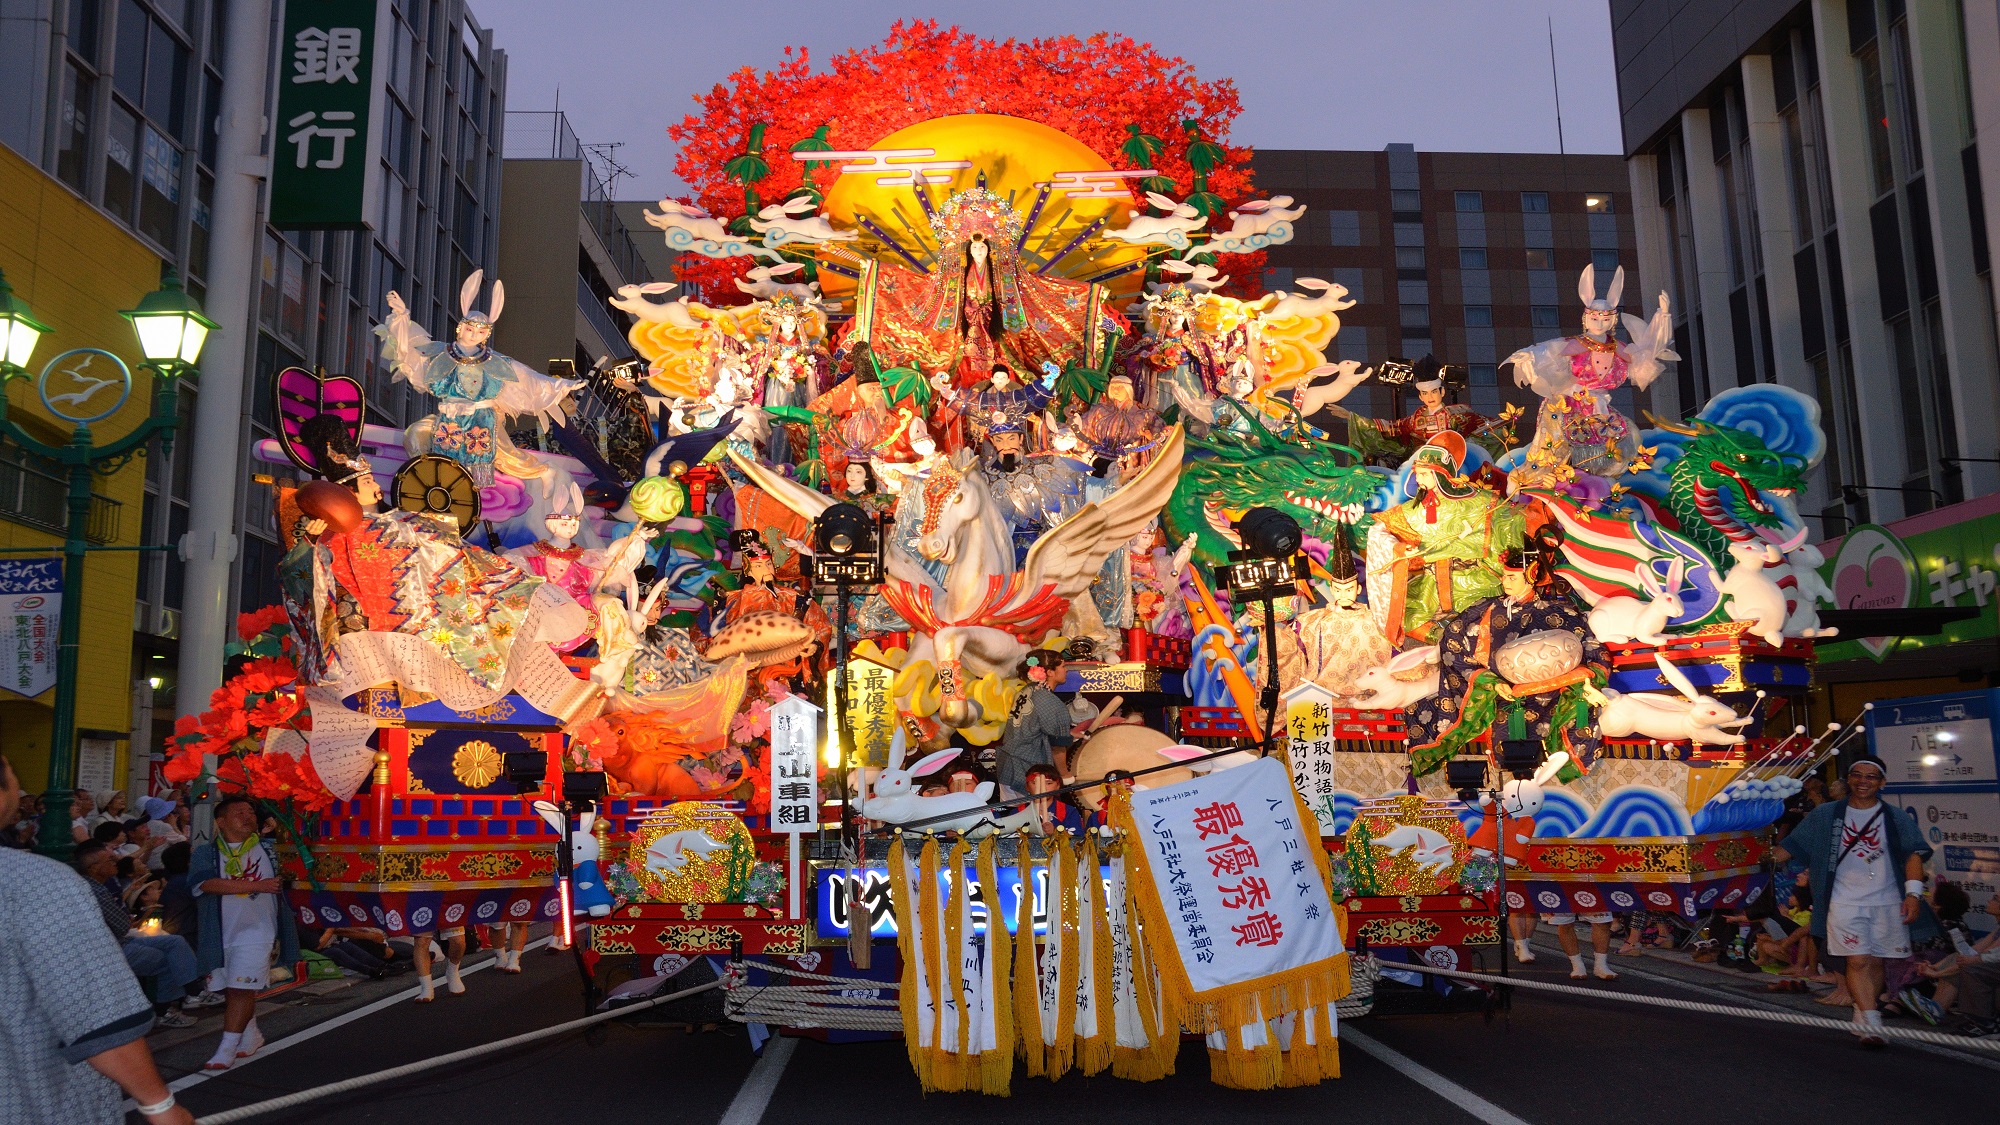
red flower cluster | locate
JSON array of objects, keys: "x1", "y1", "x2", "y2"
[
  {"x1": 162, "y1": 607, "x2": 333, "y2": 812},
  {"x1": 667, "y1": 21, "x2": 1263, "y2": 301}
]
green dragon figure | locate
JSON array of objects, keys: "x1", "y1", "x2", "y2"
[
  {"x1": 1639, "y1": 414, "x2": 1809, "y2": 565},
  {"x1": 1161, "y1": 411, "x2": 1389, "y2": 565}
]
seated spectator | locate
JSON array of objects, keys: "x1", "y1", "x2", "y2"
[
  {"x1": 93, "y1": 820, "x2": 131, "y2": 861},
  {"x1": 70, "y1": 790, "x2": 96, "y2": 844},
  {"x1": 73, "y1": 841, "x2": 204, "y2": 1029},
  {"x1": 157, "y1": 842, "x2": 199, "y2": 942},
  {"x1": 1, "y1": 753, "x2": 196, "y2": 1125},
  {"x1": 1886, "y1": 881, "x2": 1970, "y2": 1024},
  {"x1": 310, "y1": 926, "x2": 411, "y2": 978},
  {"x1": 91, "y1": 790, "x2": 130, "y2": 832},
  {"x1": 140, "y1": 799, "x2": 185, "y2": 872},
  {"x1": 1920, "y1": 889, "x2": 2000, "y2": 1035}
]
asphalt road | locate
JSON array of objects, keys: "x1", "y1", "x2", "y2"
[{"x1": 168, "y1": 942, "x2": 1999, "y2": 1125}]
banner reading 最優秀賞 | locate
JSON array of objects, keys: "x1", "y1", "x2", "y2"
[
  {"x1": 0, "y1": 559, "x2": 60, "y2": 698},
  {"x1": 1115, "y1": 756, "x2": 1348, "y2": 1026},
  {"x1": 270, "y1": 0, "x2": 390, "y2": 228}
]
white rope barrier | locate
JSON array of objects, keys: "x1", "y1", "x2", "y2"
[
  {"x1": 726, "y1": 957, "x2": 906, "y2": 1032},
  {"x1": 192, "y1": 979, "x2": 726, "y2": 1124},
  {"x1": 1374, "y1": 957, "x2": 2000, "y2": 1054}
]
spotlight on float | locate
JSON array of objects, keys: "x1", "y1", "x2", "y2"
[
  {"x1": 503, "y1": 750, "x2": 549, "y2": 794},
  {"x1": 1445, "y1": 758, "x2": 1489, "y2": 804},
  {"x1": 562, "y1": 770, "x2": 607, "y2": 806},
  {"x1": 810, "y1": 501, "x2": 883, "y2": 587},
  {"x1": 1215, "y1": 506, "x2": 1305, "y2": 599},
  {"x1": 1500, "y1": 740, "x2": 1545, "y2": 780}
]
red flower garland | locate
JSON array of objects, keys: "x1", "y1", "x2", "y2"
[
  {"x1": 667, "y1": 21, "x2": 1265, "y2": 301},
  {"x1": 162, "y1": 608, "x2": 333, "y2": 814}
]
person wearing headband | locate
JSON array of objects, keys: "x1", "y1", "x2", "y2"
[
  {"x1": 1367, "y1": 432, "x2": 1525, "y2": 645},
  {"x1": 1771, "y1": 755, "x2": 1937, "y2": 1047}
]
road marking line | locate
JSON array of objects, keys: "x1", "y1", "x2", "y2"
[
  {"x1": 1343, "y1": 1028, "x2": 1534, "y2": 1125},
  {"x1": 162, "y1": 936, "x2": 553, "y2": 1094},
  {"x1": 717, "y1": 1035, "x2": 797, "y2": 1125}
]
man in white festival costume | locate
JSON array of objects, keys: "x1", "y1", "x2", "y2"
[{"x1": 1770, "y1": 755, "x2": 1935, "y2": 1047}]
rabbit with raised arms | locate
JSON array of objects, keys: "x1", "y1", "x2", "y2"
[
  {"x1": 1592, "y1": 654, "x2": 1754, "y2": 745},
  {"x1": 1779, "y1": 543, "x2": 1839, "y2": 638},
  {"x1": 1719, "y1": 541, "x2": 1790, "y2": 647},
  {"x1": 534, "y1": 801, "x2": 615, "y2": 918},
  {"x1": 861, "y1": 728, "x2": 998, "y2": 835},
  {"x1": 1467, "y1": 752, "x2": 1570, "y2": 864},
  {"x1": 1587, "y1": 559, "x2": 1685, "y2": 645}
]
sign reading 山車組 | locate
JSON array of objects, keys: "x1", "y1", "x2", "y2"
[
  {"x1": 270, "y1": 0, "x2": 390, "y2": 229},
  {"x1": 0, "y1": 559, "x2": 60, "y2": 698}
]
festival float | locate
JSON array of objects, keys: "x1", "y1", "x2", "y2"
[{"x1": 166, "y1": 23, "x2": 1867, "y2": 1093}]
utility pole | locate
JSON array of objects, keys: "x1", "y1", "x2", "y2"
[{"x1": 175, "y1": 0, "x2": 273, "y2": 719}]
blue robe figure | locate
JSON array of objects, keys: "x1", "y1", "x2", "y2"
[{"x1": 377, "y1": 271, "x2": 580, "y2": 486}]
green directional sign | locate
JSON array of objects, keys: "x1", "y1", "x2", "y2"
[{"x1": 269, "y1": 0, "x2": 389, "y2": 228}]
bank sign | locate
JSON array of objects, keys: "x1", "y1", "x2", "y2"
[
  {"x1": 1815, "y1": 493, "x2": 2000, "y2": 662},
  {"x1": 270, "y1": 0, "x2": 391, "y2": 228}
]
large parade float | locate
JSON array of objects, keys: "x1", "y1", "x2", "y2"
[{"x1": 163, "y1": 24, "x2": 1867, "y2": 1092}]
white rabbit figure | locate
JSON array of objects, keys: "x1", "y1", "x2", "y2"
[
  {"x1": 860, "y1": 728, "x2": 999, "y2": 835},
  {"x1": 589, "y1": 578, "x2": 669, "y2": 692},
  {"x1": 1593, "y1": 654, "x2": 1756, "y2": 746},
  {"x1": 1779, "y1": 543, "x2": 1839, "y2": 638},
  {"x1": 1587, "y1": 558, "x2": 1686, "y2": 645},
  {"x1": 1719, "y1": 541, "x2": 1788, "y2": 647},
  {"x1": 1485, "y1": 751, "x2": 1571, "y2": 819},
  {"x1": 533, "y1": 802, "x2": 614, "y2": 917},
  {"x1": 1103, "y1": 191, "x2": 1208, "y2": 249},
  {"x1": 1351, "y1": 646, "x2": 1442, "y2": 711}
]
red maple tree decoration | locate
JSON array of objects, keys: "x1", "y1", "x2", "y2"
[
  {"x1": 665, "y1": 21, "x2": 1265, "y2": 301},
  {"x1": 163, "y1": 605, "x2": 335, "y2": 818}
]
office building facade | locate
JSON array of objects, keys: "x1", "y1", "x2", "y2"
[
  {"x1": 1613, "y1": 0, "x2": 2000, "y2": 530},
  {"x1": 1252, "y1": 145, "x2": 1642, "y2": 426},
  {"x1": 0, "y1": 0, "x2": 506, "y2": 784}
]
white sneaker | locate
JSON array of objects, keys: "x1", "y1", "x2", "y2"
[{"x1": 183, "y1": 990, "x2": 226, "y2": 1009}]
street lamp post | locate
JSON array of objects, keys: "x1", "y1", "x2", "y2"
[{"x1": 0, "y1": 266, "x2": 212, "y2": 858}]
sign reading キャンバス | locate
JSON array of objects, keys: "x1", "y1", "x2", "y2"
[
  {"x1": 270, "y1": 0, "x2": 390, "y2": 228},
  {"x1": 0, "y1": 559, "x2": 60, "y2": 698}
]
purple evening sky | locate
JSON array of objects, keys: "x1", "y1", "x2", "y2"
[{"x1": 471, "y1": 0, "x2": 1623, "y2": 200}]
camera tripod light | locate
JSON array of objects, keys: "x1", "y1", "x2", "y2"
[
  {"x1": 1444, "y1": 758, "x2": 1489, "y2": 803},
  {"x1": 810, "y1": 502, "x2": 883, "y2": 586}
]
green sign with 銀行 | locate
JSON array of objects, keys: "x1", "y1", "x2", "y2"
[{"x1": 269, "y1": 0, "x2": 389, "y2": 229}]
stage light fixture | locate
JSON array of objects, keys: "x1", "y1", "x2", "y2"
[
  {"x1": 562, "y1": 770, "x2": 607, "y2": 805},
  {"x1": 503, "y1": 750, "x2": 549, "y2": 794},
  {"x1": 1500, "y1": 740, "x2": 1545, "y2": 779},
  {"x1": 810, "y1": 503, "x2": 883, "y2": 587},
  {"x1": 1445, "y1": 758, "x2": 1488, "y2": 803}
]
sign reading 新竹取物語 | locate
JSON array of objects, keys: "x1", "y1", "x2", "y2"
[
  {"x1": 270, "y1": 0, "x2": 391, "y2": 228},
  {"x1": 0, "y1": 559, "x2": 60, "y2": 698}
]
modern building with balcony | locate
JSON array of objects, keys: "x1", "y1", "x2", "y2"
[{"x1": 1251, "y1": 144, "x2": 1641, "y2": 426}]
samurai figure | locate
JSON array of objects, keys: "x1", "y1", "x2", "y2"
[
  {"x1": 1071, "y1": 372, "x2": 1169, "y2": 476},
  {"x1": 1402, "y1": 525, "x2": 1607, "y2": 776},
  {"x1": 1364, "y1": 432, "x2": 1526, "y2": 646},
  {"x1": 377, "y1": 271, "x2": 580, "y2": 485}
]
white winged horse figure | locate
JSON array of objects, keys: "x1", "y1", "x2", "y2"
[{"x1": 729, "y1": 427, "x2": 1185, "y2": 727}]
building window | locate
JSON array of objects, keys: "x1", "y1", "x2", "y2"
[
  {"x1": 1521, "y1": 191, "x2": 1549, "y2": 213},
  {"x1": 104, "y1": 101, "x2": 139, "y2": 222},
  {"x1": 1857, "y1": 46, "x2": 1895, "y2": 196},
  {"x1": 1325, "y1": 210, "x2": 1361, "y2": 246},
  {"x1": 57, "y1": 63, "x2": 94, "y2": 193},
  {"x1": 1464, "y1": 305, "x2": 1493, "y2": 327},
  {"x1": 1469, "y1": 363, "x2": 1497, "y2": 385},
  {"x1": 1531, "y1": 305, "x2": 1560, "y2": 328},
  {"x1": 1584, "y1": 194, "x2": 1614, "y2": 213},
  {"x1": 1455, "y1": 190, "x2": 1483, "y2": 212},
  {"x1": 1391, "y1": 189, "x2": 1422, "y2": 212},
  {"x1": 1330, "y1": 267, "x2": 1366, "y2": 302},
  {"x1": 1396, "y1": 247, "x2": 1425, "y2": 270},
  {"x1": 1400, "y1": 304, "x2": 1431, "y2": 328},
  {"x1": 1459, "y1": 247, "x2": 1488, "y2": 270},
  {"x1": 1524, "y1": 248, "x2": 1554, "y2": 270},
  {"x1": 1394, "y1": 221, "x2": 1425, "y2": 248},
  {"x1": 1591, "y1": 250, "x2": 1620, "y2": 275},
  {"x1": 136, "y1": 124, "x2": 181, "y2": 249}
]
